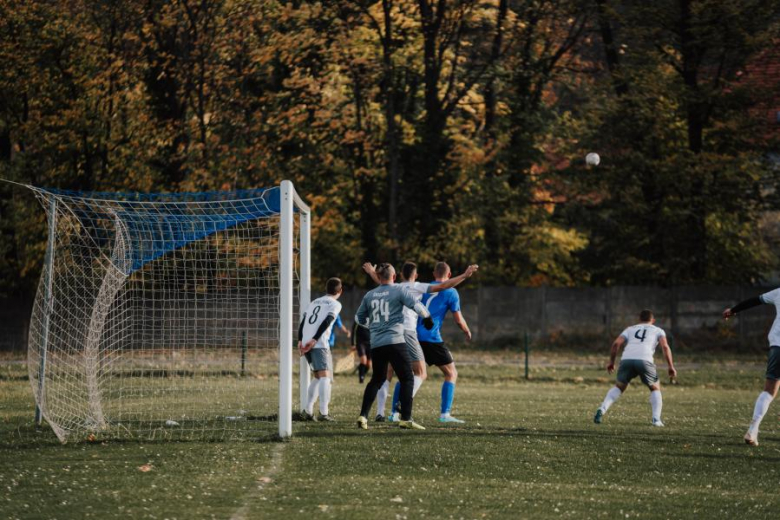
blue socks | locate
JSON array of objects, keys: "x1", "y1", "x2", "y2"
[
  {"x1": 391, "y1": 382, "x2": 401, "y2": 413},
  {"x1": 441, "y1": 381, "x2": 455, "y2": 415},
  {"x1": 394, "y1": 380, "x2": 456, "y2": 415}
]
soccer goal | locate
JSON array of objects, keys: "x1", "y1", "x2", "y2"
[{"x1": 25, "y1": 180, "x2": 310, "y2": 443}]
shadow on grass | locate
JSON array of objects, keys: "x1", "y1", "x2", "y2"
[{"x1": 292, "y1": 422, "x2": 752, "y2": 448}]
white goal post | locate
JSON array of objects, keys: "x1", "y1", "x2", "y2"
[{"x1": 26, "y1": 180, "x2": 310, "y2": 442}]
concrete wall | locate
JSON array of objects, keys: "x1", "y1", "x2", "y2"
[
  {"x1": 336, "y1": 286, "x2": 778, "y2": 350},
  {"x1": 2, "y1": 286, "x2": 777, "y2": 351},
  {"x1": 0, "y1": 297, "x2": 32, "y2": 351}
]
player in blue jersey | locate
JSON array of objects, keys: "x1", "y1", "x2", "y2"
[
  {"x1": 416, "y1": 262, "x2": 474, "y2": 424},
  {"x1": 328, "y1": 314, "x2": 351, "y2": 349}
]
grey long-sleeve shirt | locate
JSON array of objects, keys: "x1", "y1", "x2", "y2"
[{"x1": 355, "y1": 284, "x2": 430, "y2": 348}]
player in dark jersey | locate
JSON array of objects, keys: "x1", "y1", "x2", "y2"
[{"x1": 351, "y1": 320, "x2": 372, "y2": 383}]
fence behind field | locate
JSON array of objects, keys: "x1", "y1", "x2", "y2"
[
  {"x1": 2, "y1": 286, "x2": 777, "y2": 351},
  {"x1": 337, "y1": 285, "x2": 777, "y2": 350}
]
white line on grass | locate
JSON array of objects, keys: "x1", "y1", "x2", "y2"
[{"x1": 230, "y1": 442, "x2": 285, "y2": 520}]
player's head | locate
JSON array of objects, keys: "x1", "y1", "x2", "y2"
[
  {"x1": 639, "y1": 309, "x2": 654, "y2": 323},
  {"x1": 326, "y1": 277, "x2": 343, "y2": 298},
  {"x1": 433, "y1": 261, "x2": 451, "y2": 280},
  {"x1": 376, "y1": 263, "x2": 396, "y2": 283},
  {"x1": 401, "y1": 261, "x2": 418, "y2": 282}
]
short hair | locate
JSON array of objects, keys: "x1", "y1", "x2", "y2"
[
  {"x1": 326, "y1": 277, "x2": 342, "y2": 295},
  {"x1": 401, "y1": 261, "x2": 417, "y2": 281},
  {"x1": 376, "y1": 263, "x2": 395, "y2": 281},
  {"x1": 433, "y1": 262, "x2": 450, "y2": 278},
  {"x1": 639, "y1": 309, "x2": 654, "y2": 322}
]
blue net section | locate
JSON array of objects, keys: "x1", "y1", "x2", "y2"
[{"x1": 36, "y1": 187, "x2": 281, "y2": 274}]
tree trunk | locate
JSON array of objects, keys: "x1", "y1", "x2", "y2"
[{"x1": 595, "y1": 0, "x2": 628, "y2": 96}]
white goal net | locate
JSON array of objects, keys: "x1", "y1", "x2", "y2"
[{"x1": 26, "y1": 181, "x2": 309, "y2": 443}]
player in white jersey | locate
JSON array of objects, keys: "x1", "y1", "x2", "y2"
[
  {"x1": 723, "y1": 288, "x2": 780, "y2": 446},
  {"x1": 362, "y1": 261, "x2": 479, "y2": 422},
  {"x1": 297, "y1": 278, "x2": 344, "y2": 421},
  {"x1": 593, "y1": 309, "x2": 677, "y2": 427}
]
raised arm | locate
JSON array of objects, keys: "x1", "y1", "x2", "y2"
[
  {"x1": 362, "y1": 262, "x2": 381, "y2": 285},
  {"x1": 659, "y1": 336, "x2": 677, "y2": 378},
  {"x1": 452, "y1": 311, "x2": 471, "y2": 341},
  {"x1": 606, "y1": 335, "x2": 626, "y2": 374},
  {"x1": 428, "y1": 264, "x2": 480, "y2": 293}
]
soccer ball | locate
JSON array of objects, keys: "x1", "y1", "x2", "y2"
[{"x1": 586, "y1": 152, "x2": 600, "y2": 166}]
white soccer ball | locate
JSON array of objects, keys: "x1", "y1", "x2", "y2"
[{"x1": 586, "y1": 152, "x2": 600, "y2": 166}]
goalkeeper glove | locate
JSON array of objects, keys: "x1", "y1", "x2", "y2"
[{"x1": 422, "y1": 317, "x2": 434, "y2": 330}]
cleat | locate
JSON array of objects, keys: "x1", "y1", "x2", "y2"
[
  {"x1": 651, "y1": 418, "x2": 665, "y2": 427},
  {"x1": 594, "y1": 409, "x2": 603, "y2": 424},
  {"x1": 399, "y1": 420, "x2": 426, "y2": 430},
  {"x1": 375, "y1": 414, "x2": 385, "y2": 423},
  {"x1": 318, "y1": 414, "x2": 335, "y2": 422},
  {"x1": 744, "y1": 431, "x2": 759, "y2": 446},
  {"x1": 439, "y1": 415, "x2": 465, "y2": 424},
  {"x1": 359, "y1": 376, "x2": 365, "y2": 383},
  {"x1": 303, "y1": 411, "x2": 317, "y2": 422},
  {"x1": 387, "y1": 412, "x2": 400, "y2": 423},
  {"x1": 357, "y1": 416, "x2": 368, "y2": 430}
]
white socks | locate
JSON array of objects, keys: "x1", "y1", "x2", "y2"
[
  {"x1": 305, "y1": 377, "x2": 320, "y2": 415},
  {"x1": 318, "y1": 377, "x2": 332, "y2": 416},
  {"x1": 413, "y1": 375, "x2": 423, "y2": 397},
  {"x1": 749, "y1": 391, "x2": 774, "y2": 434},
  {"x1": 600, "y1": 387, "x2": 622, "y2": 413},
  {"x1": 376, "y1": 380, "x2": 390, "y2": 416},
  {"x1": 650, "y1": 390, "x2": 662, "y2": 420}
]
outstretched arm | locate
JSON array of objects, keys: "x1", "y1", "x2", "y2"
[
  {"x1": 399, "y1": 287, "x2": 434, "y2": 329},
  {"x1": 362, "y1": 262, "x2": 381, "y2": 285},
  {"x1": 606, "y1": 335, "x2": 626, "y2": 374},
  {"x1": 452, "y1": 311, "x2": 471, "y2": 341},
  {"x1": 659, "y1": 336, "x2": 677, "y2": 378},
  {"x1": 723, "y1": 296, "x2": 763, "y2": 319},
  {"x1": 429, "y1": 264, "x2": 480, "y2": 293}
]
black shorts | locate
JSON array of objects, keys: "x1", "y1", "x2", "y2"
[
  {"x1": 766, "y1": 346, "x2": 780, "y2": 380},
  {"x1": 355, "y1": 340, "x2": 371, "y2": 359},
  {"x1": 420, "y1": 341, "x2": 454, "y2": 367}
]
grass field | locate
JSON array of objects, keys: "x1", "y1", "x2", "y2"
[{"x1": 2, "y1": 350, "x2": 780, "y2": 519}]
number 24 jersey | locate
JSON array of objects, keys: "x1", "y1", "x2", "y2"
[
  {"x1": 355, "y1": 285, "x2": 419, "y2": 348},
  {"x1": 619, "y1": 324, "x2": 666, "y2": 363}
]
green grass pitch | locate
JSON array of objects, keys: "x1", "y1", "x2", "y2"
[{"x1": 2, "y1": 352, "x2": 779, "y2": 519}]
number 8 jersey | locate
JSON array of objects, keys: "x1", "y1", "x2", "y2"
[
  {"x1": 301, "y1": 295, "x2": 342, "y2": 351},
  {"x1": 619, "y1": 324, "x2": 666, "y2": 363}
]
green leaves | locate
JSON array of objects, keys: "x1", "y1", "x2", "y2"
[{"x1": 0, "y1": 0, "x2": 777, "y2": 294}]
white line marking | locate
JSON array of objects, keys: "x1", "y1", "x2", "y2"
[{"x1": 230, "y1": 442, "x2": 285, "y2": 520}]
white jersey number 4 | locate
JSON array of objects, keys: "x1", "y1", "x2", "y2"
[{"x1": 371, "y1": 299, "x2": 390, "y2": 323}]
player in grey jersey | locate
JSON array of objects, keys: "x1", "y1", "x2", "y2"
[
  {"x1": 362, "y1": 260, "x2": 479, "y2": 421},
  {"x1": 355, "y1": 263, "x2": 434, "y2": 430}
]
